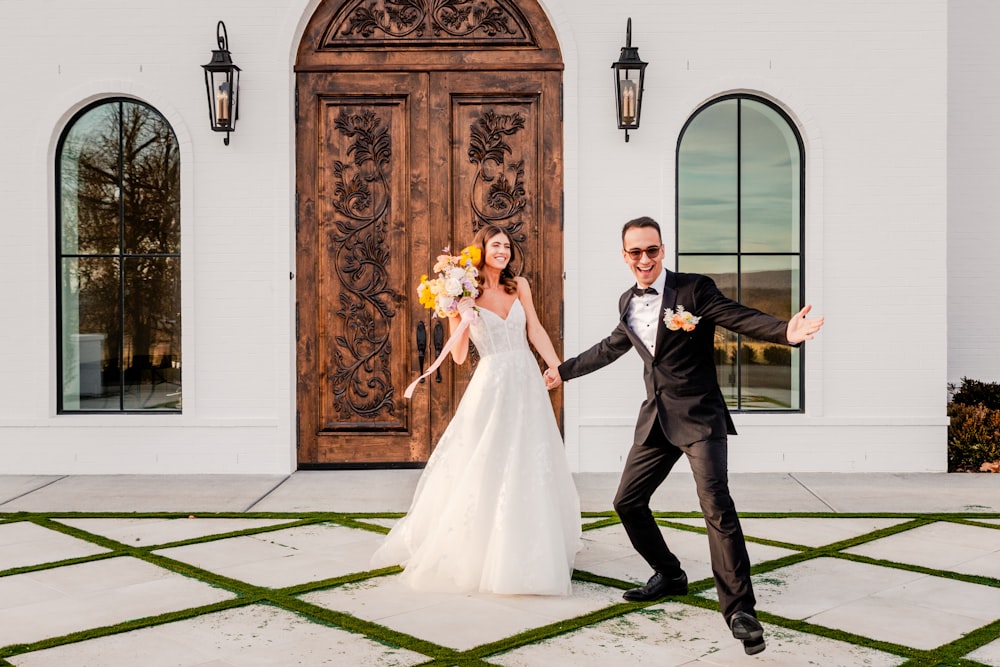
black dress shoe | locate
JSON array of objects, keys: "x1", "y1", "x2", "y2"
[
  {"x1": 729, "y1": 611, "x2": 766, "y2": 655},
  {"x1": 622, "y1": 571, "x2": 688, "y2": 601},
  {"x1": 742, "y1": 637, "x2": 766, "y2": 655},
  {"x1": 729, "y1": 610, "x2": 763, "y2": 640}
]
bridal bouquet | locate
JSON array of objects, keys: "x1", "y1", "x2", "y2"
[
  {"x1": 406, "y1": 245, "x2": 482, "y2": 399},
  {"x1": 663, "y1": 305, "x2": 701, "y2": 332},
  {"x1": 417, "y1": 246, "x2": 481, "y2": 318}
]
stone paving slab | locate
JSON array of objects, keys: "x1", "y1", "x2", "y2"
[
  {"x1": 54, "y1": 517, "x2": 297, "y2": 547},
  {"x1": 7, "y1": 604, "x2": 428, "y2": 667},
  {"x1": 0, "y1": 556, "x2": 234, "y2": 647},
  {"x1": 671, "y1": 516, "x2": 911, "y2": 547},
  {"x1": 0, "y1": 521, "x2": 109, "y2": 570},
  {"x1": 844, "y1": 520, "x2": 1000, "y2": 578},
  {"x1": 491, "y1": 601, "x2": 907, "y2": 667},
  {"x1": 154, "y1": 522, "x2": 386, "y2": 588},
  {"x1": 969, "y1": 638, "x2": 1000, "y2": 667},
  {"x1": 248, "y1": 470, "x2": 422, "y2": 513},
  {"x1": 791, "y1": 472, "x2": 1000, "y2": 512},
  {"x1": 0, "y1": 476, "x2": 62, "y2": 506},
  {"x1": 712, "y1": 556, "x2": 1000, "y2": 651},
  {"x1": 303, "y1": 578, "x2": 623, "y2": 651},
  {"x1": 0, "y1": 475, "x2": 287, "y2": 513},
  {"x1": 577, "y1": 523, "x2": 796, "y2": 586},
  {"x1": 574, "y1": 472, "x2": 834, "y2": 513},
  {"x1": 1, "y1": 473, "x2": 999, "y2": 666}
]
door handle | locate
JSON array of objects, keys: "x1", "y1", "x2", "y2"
[
  {"x1": 433, "y1": 321, "x2": 444, "y2": 382},
  {"x1": 416, "y1": 321, "x2": 427, "y2": 383}
]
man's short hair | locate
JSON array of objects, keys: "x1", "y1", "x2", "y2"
[{"x1": 621, "y1": 216, "x2": 662, "y2": 244}]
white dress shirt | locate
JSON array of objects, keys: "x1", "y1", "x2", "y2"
[{"x1": 626, "y1": 269, "x2": 667, "y2": 356}]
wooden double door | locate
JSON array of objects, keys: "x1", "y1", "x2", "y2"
[{"x1": 295, "y1": 68, "x2": 563, "y2": 466}]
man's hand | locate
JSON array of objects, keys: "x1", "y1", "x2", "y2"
[
  {"x1": 786, "y1": 304, "x2": 824, "y2": 344},
  {"x1": 543, "y1": 367, "x2": 562, "y2": 390}
]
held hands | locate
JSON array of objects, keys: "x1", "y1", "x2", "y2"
[
  {"x1": 786, "y1": 304, "x2": 824, "y2": 344},
  {"x1": 543, "y1": 367, "x2": 562, "y2": 390}
]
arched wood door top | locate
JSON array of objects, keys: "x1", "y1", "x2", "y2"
[{"x1": 296, "y1": 0, "x2": 563, "y2": 71}]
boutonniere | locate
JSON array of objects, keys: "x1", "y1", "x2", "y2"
[{"x1": 663, "y1": 305, "x2": 701, "y2": 332}]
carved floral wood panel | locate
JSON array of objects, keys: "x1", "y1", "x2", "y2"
[
  {"x1": 321, "y1": 0, "x2": 536, "y2": 48},
  {"x1": 296, "y1": 0, "x2": 561, "y2": 466},
  {"x1": 319, "y1": 103, "x2": 404, "y2": 429}
]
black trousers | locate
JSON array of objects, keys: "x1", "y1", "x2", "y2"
[{"x1": 613, "y1": 427, "x2": 756, "y2": 621}]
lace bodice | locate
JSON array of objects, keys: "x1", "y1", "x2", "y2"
[{"x1": 469, "y1": 299, "x2": 529, "y2": 357}]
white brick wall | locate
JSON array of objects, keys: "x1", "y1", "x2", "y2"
[
  {"x1": 0, "y1": 0, "x2": 954, "y2": 473},
  {"x1": 948, "y1": 0, "x2": 1000, "y2": 387},
  {"x1": 554, "y1": 0, "x2": 949, "y2": 471}
]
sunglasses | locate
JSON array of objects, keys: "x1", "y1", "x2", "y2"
[{"x1": 624, "y1": 245, "x2": 662, "y2": 260}]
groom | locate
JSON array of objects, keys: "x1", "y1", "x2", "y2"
[{"x1": 544, "y1": 216, "x2": 823, "y2": 656}]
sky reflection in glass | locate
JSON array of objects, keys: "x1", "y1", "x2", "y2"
[{"x1": 678, "y1": 98, "x2": 800, "y2": 254}]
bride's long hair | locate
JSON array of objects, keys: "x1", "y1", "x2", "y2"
[{"x1": 473, "y1": 225, "x2": 519, "y2": 295}]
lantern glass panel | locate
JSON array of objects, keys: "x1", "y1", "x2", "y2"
[
  {"x1": 207, "y1": 70, "x2": 236, "y2": 129},
  {"x1": 619, "y1": 76, "x2": 638, "y2": 126}
]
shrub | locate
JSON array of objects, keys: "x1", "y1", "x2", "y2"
[
  {"x1": 947, "y1": 401, "x2": 1000, "y2": 472},
  {"x1": 762, "y1": 345, "x2": 792, "y2": 366},
  {"x1": 950, "y1": 376, "x2": 1000, "y2": 410}
]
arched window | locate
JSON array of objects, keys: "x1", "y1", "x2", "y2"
[
  {"x1": 676, "y1": 95, "x2": 804, "y2": 411},
  {"x1": 57, "y1": 98, "x2": 181, "y2": 412}
]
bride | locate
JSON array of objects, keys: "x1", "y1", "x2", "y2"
[{"x1": 370, "y1": 224, "x2": 581, "y2": 595}]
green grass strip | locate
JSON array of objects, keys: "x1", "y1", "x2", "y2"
[
  {"x1": 3, "y1": 509, "x2": 1000, "y2": 665},
  {"x1": 274, "y1": 595, "x2": 458, "y2": 661},
  {"x1": 580, "y1": 516, "x2": 623, "y2": 531},
  {"x1": 0, "y1": 598, "x2": 250, "y2": 660},
  {"x1": 325, "y1": 515, "x2": 393, "y2": 534},
  {"x1": 6, "y1": 516, "x2": 461, "y2": 662},
  {"x1": 831, "y1": 551, "x2": 1000, "y2": 588},
  {"x1": 462, "y1": 601, "x2": 644, "y2": 659},
  {"x1": 412, "y1": 658, "x2": 497, "y2": 667},
  {"x1": 906, "y1": 618, "x2": 1000, "y2": 666},
  {"x1": 675, "y1": 593, "x2": 927, "y2": 662}
]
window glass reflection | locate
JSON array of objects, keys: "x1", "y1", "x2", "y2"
[
  {"x1": 60, "y1": 104, "x2": 121, "y2": 256},
  {"x1": 740, "y1": 100, "x2": 800, "y2": 253},
  {"x1": 678, "y1": 99, "x2": 738, "y2": 253},
  {"x1": 678, "y1": 255, "x2": 739, "y2": 405},
  {"x1": 676, "y1": 95, "x2": 803, "y2": 412},
  {"x1": 58, "y1": 99, "x2": 181, "y2": 413},
  {"x1": 741, "y1": 256, "x2": 801, "y2": 410},
  {"x1": 123, "y1": 257, "x2": 181, "y2": 410},
  {"x1": 122, "y1": 104, "x2": 180, "y2": 255},
  {"x1": 61, "y1": 257, "x2": 120, "y2": 411}
]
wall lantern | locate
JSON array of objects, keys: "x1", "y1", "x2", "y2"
[
  {"x1": 611, "y1": 17, "x2": 647, "y2": 142},
  {"x1": 202, "y1": 20, "x2": 241, "y2": 146}
]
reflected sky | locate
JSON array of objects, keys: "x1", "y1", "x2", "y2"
[{"x1": 678, "y1": 98, "x2": 800, "y2": 254}]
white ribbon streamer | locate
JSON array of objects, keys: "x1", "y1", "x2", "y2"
[{"x1": 404, "y1": 308, "x2": 478, "y2": 399}]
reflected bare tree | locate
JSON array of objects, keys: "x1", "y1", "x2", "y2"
[{"x1": 61, "y1": 100, "x2": 180, "y2": 406}]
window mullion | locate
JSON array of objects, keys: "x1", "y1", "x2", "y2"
[{"x1": 735, "y1": 98, "x2": 742, "y2": 411}]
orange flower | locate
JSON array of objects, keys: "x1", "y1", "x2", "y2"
[{"x1": 664, "y1": 305, "x2": 701, "y2": 332}]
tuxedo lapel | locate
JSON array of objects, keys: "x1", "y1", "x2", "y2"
[{"x1": 653, "y1": 270, "x2": 678, "y2": 360}]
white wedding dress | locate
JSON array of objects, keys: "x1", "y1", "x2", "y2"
[{"x1": 371, "y1": 298, "x2": 582, "y2": 595}]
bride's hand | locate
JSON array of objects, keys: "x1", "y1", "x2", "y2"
[{"x1": 457, "y1": 297, "x2": 476, "y2": 315}]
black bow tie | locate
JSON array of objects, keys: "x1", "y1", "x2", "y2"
[{"x1": 632, "y1": 286, "x2": 658, "y2": 296}]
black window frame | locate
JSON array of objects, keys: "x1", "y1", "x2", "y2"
[
  {"x1": 675, "y1": 93, "x2": 806, "y2": 413},
  {"x1": 55, "y1": 96, "x2": 182, "y2": 414}
]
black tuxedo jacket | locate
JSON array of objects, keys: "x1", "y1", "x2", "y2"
[{"x1": 558, "y1": 270, "x2": 796, "y2": 447}]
